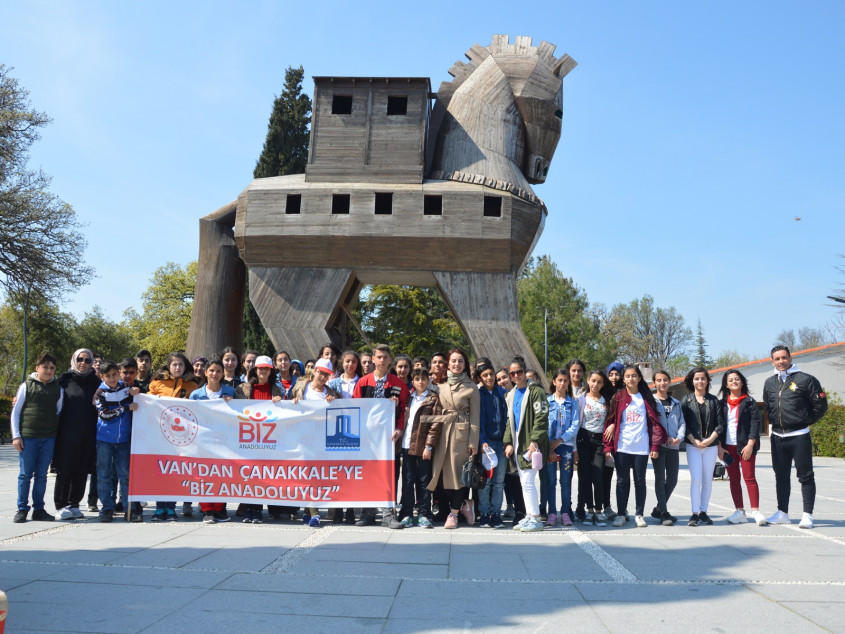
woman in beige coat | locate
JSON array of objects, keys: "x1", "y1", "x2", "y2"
[{"x1": 427, "y1": 348, "x2": 480, "y2": 529}]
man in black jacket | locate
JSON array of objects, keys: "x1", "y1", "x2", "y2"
[{"x1": 762, "y1": 345, "x2": 828, "y2": 529}]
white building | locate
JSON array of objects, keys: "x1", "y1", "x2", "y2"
[{"x1": 667, "y1": 342, "x2": 844, "y2": 433}]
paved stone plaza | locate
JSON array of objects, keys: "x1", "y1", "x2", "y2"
[{"x1": 1, "y1": 441, "x2": 843, "y2": 633}]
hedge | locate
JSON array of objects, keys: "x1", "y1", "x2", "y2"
[{"x1": 811, "y1": 405, "x2": 845, "y2": 458}]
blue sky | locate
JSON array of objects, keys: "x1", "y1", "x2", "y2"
[{"x1": 3, "y1": 1, "x2": 844, "y2": 361}]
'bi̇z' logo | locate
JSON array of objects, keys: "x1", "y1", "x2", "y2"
[
  {"x1": 326, "y1": 407, "x2": 361, "y2": 451},
  {"x1": 237, "y1": 406, "x2": 280, "y2": 446},
  {"x1": 160, "y1": 406, "x2": 199, "y2": 447}
]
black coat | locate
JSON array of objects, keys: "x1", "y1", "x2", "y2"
[
  {"x1": 53, "y1": 370, "x2": 100, "y2": 474},
  {"x1": 680, "y1": 392, "x2": 725, "y2": 441},
  {"x1": 719, "y1": 396, "x2": 762, "y2": 455}
]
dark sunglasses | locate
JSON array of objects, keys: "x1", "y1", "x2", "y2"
[
  {"x1": 77, "y1": 357, "x2": 92, "y2": 363},
  {"x1": 509, "y1": 369, "x2": 525, "y2": 377}
]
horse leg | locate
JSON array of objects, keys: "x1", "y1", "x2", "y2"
[{"x1": 434, "y1": 271, "x2": 547, "y2": 389}]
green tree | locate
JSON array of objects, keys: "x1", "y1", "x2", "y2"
[
  {"x1": 124, "y1": 262, "x2": 197, "y2": 366},
  {"x1": 74, "y1": 306, "x2": 134, "y2": 362},
  {"x1": 693, "y1": 319, "x2": 712, "y2": 368},
  {"x1": 355, "y1": 285, "x2": 469, "y2": 358},
  {"x1": 517, "y1": 256, "x2": 615, "y2": 372},
  {"x1": 605, "y1": 295, "x2": 692, "y2": 368},
  {"x1": 243, "y1": 65, "x2": 313, "y2": 353},
  {"x1": 711, "y1": 349, "x2": 750, "y2": 370},
  {"x1": 253, "y1": 65, "x2": 312, "y2": 179},
  {"x1": 0, "y1": 65, "x2": 93, "y2": 377}
]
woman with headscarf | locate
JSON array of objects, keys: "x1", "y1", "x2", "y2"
[{"x1": 53, "y1": 348, "x2": 101, "y2": 519}]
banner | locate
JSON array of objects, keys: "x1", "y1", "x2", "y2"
[{"x1": 129, "y1": 394, "x2": 396, "y2": 507}]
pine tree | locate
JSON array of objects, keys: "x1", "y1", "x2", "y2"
[
  {"x1": 242, "y1": 66, "x2": 312, "y2": 354},
  {"x1": 693, "y1": 319, "x2": 712, "y2": 368}
]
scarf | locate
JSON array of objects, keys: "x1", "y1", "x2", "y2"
[
  {"x1": 70, "y1": 348, "x2": 94, "y2": 375},
  {"x1": 447, "y1": 370, "x2": 466, "y2": 386},
  {"x1": 727, "y1": 393, "x2": 748, "y2": 410},
  {"x1": 776, "y1": 364, "x2": 800, "y2": 382}
]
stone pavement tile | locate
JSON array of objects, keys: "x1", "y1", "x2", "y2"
[
  {"x1": 448, "y1": 550, "x2": 528, "y2": 580},
  {"x1": 575, "y1": 582, "x2": 744, "y2": 603},
  {"x1": 0, "y1": 546, "x2": 129, "y2": 565},
  {"x1": 141, "y1": 611, "x2": 385, "y2": 633},
  {"x1": 313, "y1": 530, "x2": 389, "y2": 549},
  {"x1": 0, "y1": 561, "x2": 65, "y2": 583},
  {"x1": 746, "y1": 584, "x2": 845, "y2": 601},
  {"x1": 185, "y1": 588, "x2": 394, "y2": 618},
  {"x1": 779, "y1": 601, "x2": 845, "y2": 630},
  {"x1": 0, "y1": 522, "x2": 70, "y2": 540},
  {"x1": 622, "y1": 562, "x2": 790, "y2": 583},
  {"x1": 0, "y1": 579, "x2": 30, "y2": 593},
  {"x1": 387, "y1": 597, "x2": 599, "y2": 629},
  {"x1": 107, "y1": 545, "x2": 218, "y2": 568},
  {"x1": 286, "y1": 558, "x2": 448, "y2": 579},
  {"x1": 219, "y1": 571, "x2": 401, "y2": 595},
  {"x1": 767, "y1": 556, "x2": 845, "y2": 582},
  {"x1": 5, "y1": 581, "x2": 207, "y2": 633},
  {"x1": 398, "y1": 578, "x2": 582, "y2": 601},
  {"x1": 164, "y1": 524, "x2": 312, "y2": 547},
  {"x1": 382, "y1": 604, "x2": 608, "y2": 633},
  {"x1": 3, "y1": 535, "x2": 145, "y2": 553},
  {"x1": 309, "y1": 543, "x2": 450, "y2": 565},
  {"x1": 589, "y1": 589, "x2": 828, "y2": 632},
  {"x1": 520, "y1": 550, "x2": 614, "y2": 581},
  {"x1": 44, "y1": 563, "x2": 234, "y2": 588},
  {"x1": 181, "y1": 545, "x2": 288, "y2": 571}
]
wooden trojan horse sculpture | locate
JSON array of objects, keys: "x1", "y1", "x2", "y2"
[{"x1": 186, "y1": 35, "x2": 576, "y2": 374}]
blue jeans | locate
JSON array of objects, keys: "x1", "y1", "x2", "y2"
[
  {"x1": 17, "y1": 436, "x2": 56, "y2": 511},
  {"x1": 96, "y1": 441, "x2": 130, "y2": 512},
  {"x1": 478, "y1": 440, "x2": 507, "y2": 516},
  {"x1": 544, "y1": 444, "x2": 573, "y2": 515}
]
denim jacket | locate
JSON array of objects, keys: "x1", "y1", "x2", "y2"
[
  {"x1": 654, "y1": 394, "x2": 685, "y2": 450},
  {"x1": 547, "y1": 394, "x2": 580, "y2": 448}
]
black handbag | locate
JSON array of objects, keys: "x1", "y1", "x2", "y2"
[{"x1": 460, "y1": 458, "x2": 488, "y2": 488}]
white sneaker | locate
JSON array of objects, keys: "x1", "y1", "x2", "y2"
[
  {"x1": 798, "y1": 513, "x2": 814, "y2": 529},
  {"x1": 727, "y1": 509, "x2": 748, "y2": 524},
  {"x1": 57, "y1": 506, "x2": 74, "y2": 520},
  {"x1": 612, "y1": 514, "x2": 627, "y2": 527},
  {"x1": 767, "y1": 510, "x2": 791, "y2": 525},
  {"x1": 635, "y1": 515, "x2": 647, "y2": 528},
  {"x1": 520, "y1": 516, "x2": 544, "y2": 532},
  {"x1": 70, "y1": 507, "x2": 84, "y2": 519},
  {"x1": 751, "y1": 510, "x2": 768, "y2": 526},
  {"x1": 512, "y1": 516, "x2": 529, "y2": 530}
]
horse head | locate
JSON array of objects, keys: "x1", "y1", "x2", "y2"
[{"x1": 428, "y1": 35, "x2": 576, "y2": 199}]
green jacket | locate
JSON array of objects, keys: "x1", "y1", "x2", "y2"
[{"x1": 503, "y1": 384, "x2": 550, "y2": 470}]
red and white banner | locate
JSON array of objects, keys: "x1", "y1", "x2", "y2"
[{"x1": 129, "y1": 394, "x2": 396, "y2": 507}]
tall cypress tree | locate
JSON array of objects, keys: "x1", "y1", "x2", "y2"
[{"x1": 242, "y1": 66, "x2": 312, "y2": 355}]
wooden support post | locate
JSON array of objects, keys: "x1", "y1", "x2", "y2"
[
  {"x1": 434, "y1": 270, "x2": 548, "y2": 390},
  {"x1": 186, "y1": 202, "x2": 245, "y2": 360}
]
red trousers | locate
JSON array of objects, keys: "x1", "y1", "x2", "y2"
[{"x1": 725, "y1": 444, "x2": 760, "y2": 509}]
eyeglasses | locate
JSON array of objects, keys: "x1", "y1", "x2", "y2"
[
  {"x1": 509, "y1": 370, "x2": 525, "y2": 377},
  {"x1": 77, "y1": 357, "x2": 92, "y2": 363}
]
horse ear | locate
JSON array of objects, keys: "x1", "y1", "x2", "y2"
[{"x1": 552, "y1": 54, "x2": 578, "y2": 78}]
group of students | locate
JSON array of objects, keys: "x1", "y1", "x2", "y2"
[{"x1": 11, "y1": 342, "x2": 827, "y2": 531}]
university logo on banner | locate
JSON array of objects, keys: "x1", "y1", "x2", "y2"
[{"x1": 325, "y1": 407, "x2": 361, "y2": 451}]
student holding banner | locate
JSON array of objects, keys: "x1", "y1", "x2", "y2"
[{"x1": 353, "y1": 344, "x2": 409, "y2": 529}]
